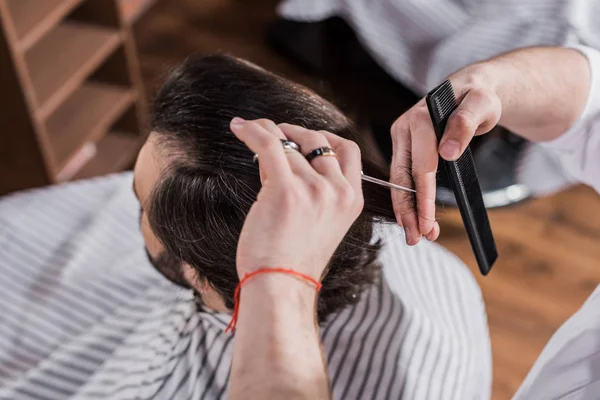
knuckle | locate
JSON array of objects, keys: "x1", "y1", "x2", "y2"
[
  {"x1": 343, "y1": 139, "x2": 361, "y2": 155},
  {"x1": 397, "y1": 207, "x2": 416, "y2": 218},
  {"x1": 305, "y1": 129, "x2": 325, "y2": 142},
  {"x1": 278, "y1": 122, "x2": 293, "y2": 131},
  {"x1": 412, "y1": 169, "x2": 436, "y2": 181},
  {"x1": 317, "y1": 129, "x2": 334, "y2": 136},
  {"x1": 468, "y1": 87, "x2": 489, "y2": 103},
  {"x1": 417, "y1": 208, "x2": 435, "y2": 223},
  {"x1": 261, "y1": 136, "x2": 282, "y2": 153},
  {"x1": 451, "y1": 111, "x2": 476, "y2": 135},
  {"x1": 391, "y1": 118, "x2": 409, "y2": 141},
  {"x1": 253, "y1": 130, "x2": 273, "y2": 148},
  {"x1": 409, "y1": 106, "x2": 430, "y2": 127},
  {"x1": 238, "y1": 119, "x2": 257, "y2": 131},
  {"x1": 336, "y1": 183, "x2": 355, "y2": 206},
  {"x1": 255, "y1": 118, "x2": 274, "y2": 127},
  {"x1": 256, "y1": 118, "x2": 280, "y2": 132},
  {"x1": 462, "y1": 64, "x2": 488, "y2": 88},
  {"x1": 420, "y1": 191, "x2": 438, "y2": 204},
  {"x1": 407, "y1": 111, "x2": 420, "y2": 128},
  {"x1": 338, "y1": 139, "x2": 361, "y2": 161},
  {"x1": 470, "y1": 87, "x2": 498, "y2": 111},
  {"x1": 390, "y1": 119, "x2": 402, "y2": 134}
]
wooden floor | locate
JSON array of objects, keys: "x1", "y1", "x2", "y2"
[{"x1": 133, "y1": 1, "x2": 600, "y2": 399}]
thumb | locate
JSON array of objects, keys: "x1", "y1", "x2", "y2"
[{"x1": 439, "y1": 88, "x2": 502, "y2": 161}]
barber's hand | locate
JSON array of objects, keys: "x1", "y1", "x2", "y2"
[
  {"x1": 229, "y1": 118, "x2": 364, "y2": 282},
  {"x1": 390, "y1": 64, "x2": 502, "y2": 245}
]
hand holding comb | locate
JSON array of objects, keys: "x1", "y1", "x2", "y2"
[{"x1": 426, "y1": 80, "x2": 498, "y2": 275}]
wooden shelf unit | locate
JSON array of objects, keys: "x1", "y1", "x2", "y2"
[
  {"x1": 73, "y1": 131, "x2": 145, "y2": 180},
  {"x1": 0, "y1": 0, "x2": 147, "y2": 196},
  {"x1": 27, "y1": 22, "x2": 122, "y2": 118},
  {"x1": 6, "y1": 0, "x2": 83, "y2": 51},
  {"x1": 46, "y1": 82, "x2": 135, "y2": 172}
]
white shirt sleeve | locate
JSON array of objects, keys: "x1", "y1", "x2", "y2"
[
  {"x1": 512, "y1": 285, "x2": 600, "y2": 400},
  {"x1": 541, "y1": 45, "x2": 600, "y2": 194},
  {"x1": 513, "y1": 46, "x2": 600, "y2": 400}
]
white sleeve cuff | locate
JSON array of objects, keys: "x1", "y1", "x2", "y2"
[
  {"x1": 541, "y1": 45, "x2": 600, "y2": 193},
  {"x1": 543, "y1": 45, "x2": 600, "y2": 150}
]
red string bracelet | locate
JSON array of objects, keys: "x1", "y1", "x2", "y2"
[{"x1": 225, "y1": 267, "x2": 322, "y2": 333}]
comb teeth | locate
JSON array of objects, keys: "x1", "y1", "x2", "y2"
[
  {"x1": 433, "y1": 80, "x2": 456, "y2": 119},
  {"x1": 454, "y1": 149, "x2": 477, "y2": 189}
]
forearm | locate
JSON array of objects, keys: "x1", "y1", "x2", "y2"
[
  {"x1": 479, "y1": 46, "x2": 591, "y2": 142},
  {"x1": 229, "y1": 275, "x2": 331, "y2": 400}
]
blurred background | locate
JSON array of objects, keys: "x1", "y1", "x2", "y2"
[{"x1": 1, "y1": 0, "x2": 599, "y2": 399}]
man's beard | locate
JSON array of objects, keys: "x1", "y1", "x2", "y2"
[
  {"x1": 144, "y1": 248, "x2": 206, "y2": 308},
  {"x1": 144, "y1": 247, "x2": 191, "y2": 289}
]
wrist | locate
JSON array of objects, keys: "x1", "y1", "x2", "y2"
[
  {"x1": 478, "y1": 58, "x2": 514, "y2": 123},
  {"x1": 240, "y1": 273, "x2": 318, "y2": 314},
  {"x1": 477, "y1": 47, "x2": 592, "y2": 142},
  {"x1": 229, "y1": 273, "x2": 329, "y2": 400},
  {"x1": 458, "y1": 60, "x2": 504, "y2": 102},
  {"x1": 459, "y1": 58, "x2": 520, "y2": 132},
  {"x1": 228, "y1": 267, "x2": 323, "y2": 334},
  {"x1": 234, "y1": 274, "x2": 319, "y2": 338}
]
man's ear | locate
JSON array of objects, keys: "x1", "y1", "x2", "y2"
[
  {"x1": 182, "y1": 263, "x2": 230, "y2": 313},
  {"x1": 182, "y1": 263, "x2": 202, "y2": 291}
]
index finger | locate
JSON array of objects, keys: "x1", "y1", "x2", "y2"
[
  {"x1": 230, "y1": 118, "x2": 293, "y2": 184},
  {"x1": 410, "y1": 105, "x2": 439, "y2": 237},
  {"x1": 390, "y1": 111, "x2": 416, "y2": 230}
]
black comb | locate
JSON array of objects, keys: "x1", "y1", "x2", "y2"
[{"x1": 426, "y1": 80, "x2": 498, "y2": 275}]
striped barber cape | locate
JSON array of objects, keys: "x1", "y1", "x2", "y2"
[{"x1": 0, "y1": 173, "x2": 490, "y2": 399}]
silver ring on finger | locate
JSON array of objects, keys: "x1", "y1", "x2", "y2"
[{"x1": 252, "y1": 139, "x2": 301, "y2": 163}]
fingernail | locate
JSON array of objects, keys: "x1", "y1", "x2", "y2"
[
  {"x1": 426, "y1": 222, "x2": 440, "y2": 241},
  {"x1": 405, "y1": 226, "x2": 415, "y2": 245},
  {"x1": 440, "y1": 140, "x2": 460, "y2": 160},
  {"x1": 231, "y1": 117, "x2": 245, "y2": 128}
]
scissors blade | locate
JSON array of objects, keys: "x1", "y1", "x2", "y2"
[{"x1": 361, "y1": 172, "x2": 416, "y2": 193}]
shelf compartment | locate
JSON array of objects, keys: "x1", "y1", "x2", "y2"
[
  {"x1": 45, "y1": 82, "x2": 134, "y2": 173},
  {"x1": 5, "y1": 0, "x2": 83, "y2": 51},
  {"x1": 71, "y1": 131, "x2": 144, "y2": 181},
  {"x1": 25, "y1": 21, "x2": 121, "y2": 118}
]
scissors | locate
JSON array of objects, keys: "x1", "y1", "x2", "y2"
[
  {"x1": 253, "y1": 140, "x2": 416, "y2": 194},
  {"x1": 360, "y1": 172, "x2": 415, "y2": 193}
]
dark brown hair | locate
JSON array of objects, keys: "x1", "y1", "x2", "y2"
[{"x1": 148, "y1": 54, "x2": 395, "y2": 322}]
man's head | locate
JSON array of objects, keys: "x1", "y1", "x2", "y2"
[{"x1": 133, "y1": 54, "x2": 394, "y2": 321}]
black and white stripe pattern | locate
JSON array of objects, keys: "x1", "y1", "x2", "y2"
[
  {"x1": 0, "y1": 173, "x2": 490, "y2": 399},
  {"x1": 278, "y1": 0, "x2": 600, "y2": 95}
]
